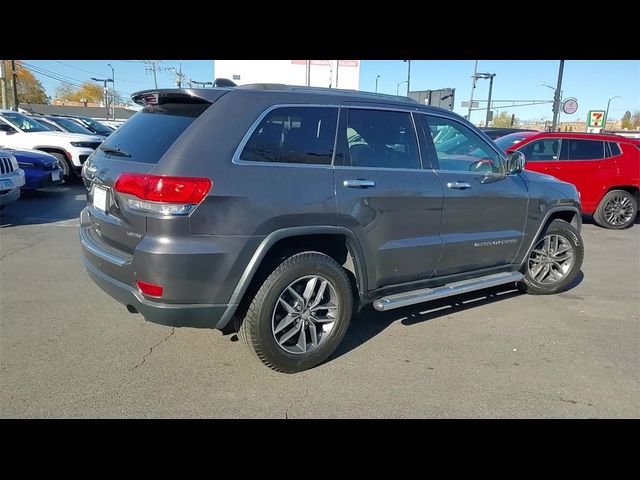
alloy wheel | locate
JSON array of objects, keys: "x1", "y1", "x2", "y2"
[{"x1": 527, "y1": 234, "x2": 575, "y2": 285}]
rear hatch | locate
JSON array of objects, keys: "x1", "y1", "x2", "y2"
[{"x1": 82, "y1": 90, "x2": 228, "y2": 253}]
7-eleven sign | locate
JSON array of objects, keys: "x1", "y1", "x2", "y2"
[{"x1": 588, "y1": 110, "x2": 606, "y2": 128}]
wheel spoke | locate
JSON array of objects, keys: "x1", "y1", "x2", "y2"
[
  {"x1": 309, "y1": 280, "x2": 328, "y2": 309},
  {"x1": 553, "y1": 252, "x2": 572, "y2": 262},
  {"x1": 532, "y1": 248, "x2": 546, "y2": 256},
  {"x1": 535, "y1": 264, "x2": 550, "y2": 282},
  {"x1": 308, "y1": 322, "x2": 318, "y2": 348},
  {"x1": 278, "y1": 322, "x2": 302, "y2": 345},
  {"x1": 287, "y1": 286, "x2": 305, "y2": 305},
  {"x1": 274, "y1": 313, "x2": 298, "y2": 334},
  {"x1": 310, "y1": 301, "x2": 338, "y2": 312},
  {"x1": 302, "y1": 277, "x2": 318, "y2": 302},
  {"x1": 554, "y1": 245, "x2": 571, "y2": 255},
  {"x1": 296, "y1": 325, "x2": 307, "y2": 352},
  {"x1": 278, "y1": 297, "x2": 296, "y2": 314},
  {"x1": 543, "y1": 236, "x2": 551, "y2": 253}
]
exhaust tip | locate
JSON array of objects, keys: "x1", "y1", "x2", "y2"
[{"x1": 126, "y1": 305, "x2": 139, "y2": 314}]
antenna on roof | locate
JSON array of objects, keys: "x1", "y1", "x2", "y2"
[{"x1": 213, "y1": 78, "x2": 237, "y2": 88}]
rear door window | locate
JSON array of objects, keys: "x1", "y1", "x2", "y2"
[
  {"x1": 336, "y1": 109, "x2": 421, "y2": 169},
  {"x1": 564, "y1": 139, "x2": 605, "y2": 160},
  {"x1": 240, "y1": 107, "x2": 338, "y2": 165},
  {"x1": 607, "y1": 142, "x2": 622, "y2": 157},
  {"x1": 98, "y1": 103, "x2": 209, "y2": 163}
]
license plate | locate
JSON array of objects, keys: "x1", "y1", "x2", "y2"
[
  {"x1": 52, "y1": 171, "x2": 62, "y2": 182},
  {"x1": 93, "y1": 185, "x2": 108, "y2": 212}
]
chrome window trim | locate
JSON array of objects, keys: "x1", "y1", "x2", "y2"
[{"x1": 231, "y1": 103, "x2": 340, "y2": 168}]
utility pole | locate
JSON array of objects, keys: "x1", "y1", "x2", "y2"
[
  {"x1": 467, "y1": 60, "x2": 478, "y2": 121},
  {"x1": 335, "y1": 60, "x2": 339, "y2": 88},
  {"x1": 107, "y1": 63, "x2": 115, "y2": 121},
  {"x1": 375, "y1": 75, "x2": 380, "y2": 93},
  {"x1": 551, "y1": 60, "x2": 565, "y2": 132},
  {"x1": 484, "y1": 73, "x2": 496, "y2": 127},
  {"x1": 11, "y1": 60, "x2": 19, "y2": 111},
  {"x1": 0, "y1": 61, "x2": 7, "y2": 110},
  {"x1": 604, "y1": 95, "x2": 621, "y2": 130},
  {"x1": 306, "y1": 60, "x2": 311, "y2": 86},
  {"x1": 405, "y1": 60, "x2": 411, "y2": 96},
  {"x1": 91, "y1": 77, "x2": 113, "y2": 110},
  {"x1": 144, "y1": 60, "x2": 159, "y2": 89}
]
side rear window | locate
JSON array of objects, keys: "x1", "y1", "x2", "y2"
[
  {"x1": 608, "y1": 142, "x2": 622, "y2": 157},
  {"x1": 240, "y1": 107, "x2": 338, "y2": 165},
  {"x1": 99, "y1": 103, "x2": 209, "y2": 164},
  {"x1": 564, "y1": 139, "x2": 605, "y2": 160}
]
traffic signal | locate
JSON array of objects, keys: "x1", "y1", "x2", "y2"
[{"x1": 510, "y1": 114, "x2": 516, "y2": 126}]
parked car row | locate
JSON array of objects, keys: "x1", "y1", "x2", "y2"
[
  {"x1": 0, "y1": 110, "x2": 107, "y2": 178},
  {"x1": 490, "y1": 131, "x2": 640, "y2": 229}
]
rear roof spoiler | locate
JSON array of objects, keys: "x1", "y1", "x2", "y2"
[{"x1": 131, "y1": 88, "x2": 232, "y2": 106}]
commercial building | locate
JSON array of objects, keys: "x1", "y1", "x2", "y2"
[{"x1": 213, "y1": 60, "x2": 360, "y2": 90}]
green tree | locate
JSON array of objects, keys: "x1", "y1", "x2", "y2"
[
  {"x1": 56, "y1": 82, "x2": 104, "y2": 104},
  {"x1": 490, "y1": 111, "x2": 519, "y2": 127},
  {"x1": 621, "y1": 111, "x2": 633, "y2": 129},
  {"x1": 1, "y1": 60, "x2": 48, "y2": 105}
]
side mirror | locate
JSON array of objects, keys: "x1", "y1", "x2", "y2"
[
  {"x1": 0, "y1": 124, "x2": 17, "y2": 135},
  {"x1": 505, "y1": 151, "x2": 525, "y2": 174}
]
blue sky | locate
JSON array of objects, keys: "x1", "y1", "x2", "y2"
[{"x1": 25, "y1": 60, "x2": 639, "y2": 122}]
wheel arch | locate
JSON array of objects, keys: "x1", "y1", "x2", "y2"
[
  {"x1": 215, "y1": 226, "x2": 367, "y2": 330},
  {"x1": 517, "y1": 206, "x2": 581, "y2": 267}
]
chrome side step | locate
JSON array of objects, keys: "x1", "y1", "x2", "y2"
[{"x1": 373, "y1": 271, "x2": 523, "y2": 312}]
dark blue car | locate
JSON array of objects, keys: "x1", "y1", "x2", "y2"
[{"x1": 7, "y1": 148, "x2": 65, "y2": 190}]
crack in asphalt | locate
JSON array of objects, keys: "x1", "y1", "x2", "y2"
[
  {"x1": 0, "y1": 232, "x2": 54, "y2": 262},
  {"x1": 558, "y1": 396, "x2": 579, "y2": 405},
  {"x1": 285, "y1": 383, "x2": 310, "y2": 419},
  {"x1": 129, "y1": 328, "x2": 176, "y2": 372}
]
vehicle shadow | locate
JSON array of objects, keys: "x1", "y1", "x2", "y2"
[
  {"x1": 0, "y1": 180, "x2": 86, "y2": 228},
  {"x1": 330, "y1": 270, "x2": 584, "y2": 363}
]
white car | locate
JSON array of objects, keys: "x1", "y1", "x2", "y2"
[
  {"x1": 0, "y1": 149, "x2": 26, "y2": 208},
  {"x1": 0, "y1": 110, "x2": 103, "y2": 178}
]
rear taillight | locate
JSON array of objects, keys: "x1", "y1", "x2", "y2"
[
  {"x1": 137, "y1": 281, "x2": 163, "y2": 297},
  {"x1": 114, "y1": 173, "x2": 211, "y2": 216}
]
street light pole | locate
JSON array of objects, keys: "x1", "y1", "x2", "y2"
[
  {"x1": 467, "y1": 60, "x2": 478, "y2": 121},
  {"x1": 107, "y1": 63, "x2": 115, "y2": 121},
  {"x1": 484, "y1": 74, "x2": 496, "y2": 127},
  {"x1": 405, "y1": 60, "x2": 411, "y2": 96},
  {"x1": 375, "y1": 75, "x2": 380, "y2": 93},
  {"x1": 91, "y1": 77, "x2": 113, "y2": 112},
  {"x1": 551, "y1": 60, "x2": 565, "y2": 132},
  {"x1": 396, "y1": 80, "x2": 407, "y2": 96},
  {"x1": 605, "y1": 96, "x2": 621, "y2": 130}
]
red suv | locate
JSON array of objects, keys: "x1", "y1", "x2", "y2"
[{"x1": 495, "y1": 132, "x2": 640, "y2": 229}]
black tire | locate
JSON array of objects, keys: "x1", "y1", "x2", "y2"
[
  {"x1": 518, "y1": 219, "x2": 584, "y2": 295},
  {"x1": 49, "y1": 152, "x2": 72, "y2": 179},
  {"x1": 593, "y1": 190, "x2": 638, "y2": 229},
  {"x1": 239, "y1": 251, "x2": 353, "y2": 373}
]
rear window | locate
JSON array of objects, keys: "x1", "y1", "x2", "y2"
[
  {"x1": 563, "y1": 139, "x2": 605, "y2": 160},
  {"x1": 99, "y1": 103, "x2": 208, "y2": 163}
]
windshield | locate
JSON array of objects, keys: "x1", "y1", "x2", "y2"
[
  {"x1": 79, "y1": 117, "x2": 113, "y2": 135},
  {"x1": 50, "y1": 117, "x2": 94, "y2": 135},
  {"x1": 494, "y1": 133, "x2": 534, "y2": 152},
  {"x1": 1, "y1": 112, "x2": 50, "y2": 132}
]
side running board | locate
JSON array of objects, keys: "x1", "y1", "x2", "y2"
[{"x1": 373, "y1": 271, "x2": 523, "y2": 312}]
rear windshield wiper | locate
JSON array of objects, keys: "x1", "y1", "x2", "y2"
[{"x1": 99, "y1": 145, "x2": 131, "y2": 158}]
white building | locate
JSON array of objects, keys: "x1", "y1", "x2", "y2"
[{"x1": 213, "y1": 60, "x2": 360, "y2": 90}]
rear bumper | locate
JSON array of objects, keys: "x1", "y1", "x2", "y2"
[{"x1": 83, "y1": 255, "x2": 232, "y2": 329}]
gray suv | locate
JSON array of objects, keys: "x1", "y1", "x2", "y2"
[{"x1": 80, "y1": 85, "x2": 584, "y2": 373}]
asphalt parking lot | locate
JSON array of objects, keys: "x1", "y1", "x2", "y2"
[{"x1": 1, "y1": 182, "x2": 638, "y2": 418}]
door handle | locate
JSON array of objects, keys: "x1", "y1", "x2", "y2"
[
  {"x1": 343, "y1": 179, "x2": 376, "y2": 188},
  {"x1": 446, "y1": 181, "x2": 471, "y2": 189}
]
